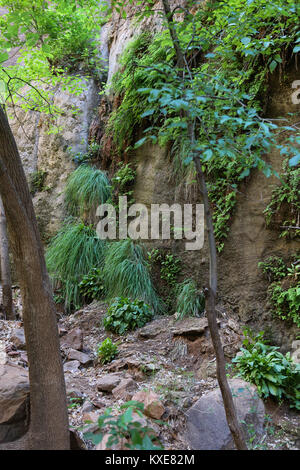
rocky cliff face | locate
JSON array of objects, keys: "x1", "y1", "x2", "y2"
[
  {"x1": 10, "y1": 79, "x2": 98, "y2": 240},
  {"x1": 10, "y1": 5, "x2": 299, "y2": 347}
]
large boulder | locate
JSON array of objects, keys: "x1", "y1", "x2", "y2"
[
  {"x1": 185, "y1": 378, "x2": 265, "y2": 450},
  {"x1": 0, "y1": 364, "x2": 30, "y2": 443}
]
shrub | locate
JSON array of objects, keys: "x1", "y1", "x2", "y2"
[
  {"x1": 79, "y1": 267, "x2": 105, "y2": 303},
  {"x1": 84, "y1": 401, "x2": 163, "y2": 450},
  {"x1": 175, "y1": 279, "x2": 205, "y2": 320},
  {"x1": 29, "y1": 169, "x2": 48, "y2": 195},
  {"x1": 46, "y1": 221, "x2": 106, "y2": 310},
  {"x1": 103, "y1": 240, "x2": 163, "y2": 312},
  {"x1": 232, "y1": 329, "x2": 300, "y2": 410},
  {"x1": 258, "y1": 256, "x2": 287, "y2": 282},
  {"x1": 97, "y1": 338, "x2": 118, "y2": 364},
  {"x1": 268, "y1": 283, "x2": 300, "y2": 327},
  {"x1": 148, "y1": 249, "x2": 181, "y2": 288},
  {"x1": 103, "y1": 297, "x2": 154, "y2": 335},
  {"x1": 65, "y1": 165, "x2": 111, "y2": 218}
]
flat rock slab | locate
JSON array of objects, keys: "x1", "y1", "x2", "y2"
[
  {"x1": 67, "y1": 349, "x2": 92, "y2": 366},
  {"x1": 171, "y1": 318, "x2": 212, "y2": 337},
  {"x1": 185, "y1": 378, "x2": 265, "y2": 450},
  {"x1": 97, "y1": 374, "x2": 122, "y2": 392}
]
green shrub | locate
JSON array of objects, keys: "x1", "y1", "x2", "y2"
[
  {"x1": 269, "y1": 283, "x2": 300, "y2": 327},
  {"x1": 103, "y1": 240, "x2": 163, "y2": 312},
  {"x1": 46, "y1": 221, "x2": 106, "y2": 310},
  {"x1": 71, "y1": 140, "x2": 100, "y2": 166},
  {"x1": 232, "y1": 329, "x2": 300, "y2": 410},
  {"x1": 65, "y1": 165, "x2": 111, "y2": 218},
  {"x1": 264, "y1": 163, "x2": 300, "y2": 239},
  {"x1": 148, "y1": 249, "x2": 181, "y2": 288},
  {"x1": 175, "y1": 279, "x2": 205, "y2": 320},
  {"x1": 29, "y1": 169, "x2": 48, "y2": 195},
  {"x1": 79, "y1": 267, "x2": 105, "y2": 303},
  {"x1": 97, "y1": 338, "x2": 118, "y2": 364},
  {"x1": 84, "y1": 401, "x2": 163, "y2": 450},
  {"x1": 258, "y1": 256, "x2": 288, "y2": 282},
  {"x1": 103, "y1": 297, "x2": 154, "y2": 335}
]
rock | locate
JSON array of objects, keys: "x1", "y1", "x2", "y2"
[
  {"x1": 112, "y1": 378, "x2": 137, "y2": 401},
  {"x1": 96, "y1": 373, "x2": 122, "y2": 392},
  {"x1": 83, "y1": 411, "x2": 99, "y2": 423},
  {"x1": 185, "y1": 378, "x2": 265, "y2": 450},
  {"x1": 10, "y1": 328, "x2": 26, "y2": 350},
  {"x1": 0, "y1": 364, "x2": 30, "y2": 442},
  {"x1": 132, "y1": 390, "x2": 165, "y2": 420},
  {"x1": 67, "y1": 349, "x2": 92, "y2": 366},
  {"x1": 196, "y1": 358, "x2": 217, "y2": 380},
  {"x1": 138, "y1": 323, "x2": 164, "y2": 339},
  {"x1": 291, "y1": 340, "x2": 300, "y2": 364},
  {"x1": 60, "y1": 328, "x2": 83, "y2": 351},
  {"x1": 64, "y1": 360, "x2": 80, "y2": 373},
  {"x1": 171, "y1": 318, "x2": 214, "y2": 338},
  {"x1": 82, "y1": 400, "x2": 95, "y2": 414},
  {"x1": 67, "y1": 387, "x2": 85, "y2": 401}
]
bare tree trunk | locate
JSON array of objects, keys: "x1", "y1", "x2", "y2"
[
  {"x1": 0, "y1": 196, "x2": 14, "y2": 319},
  {"x1": 0, "y1": 106, "x2": 69, "y2": 449},
  {"x1": 194, "y1": 158, "x2": 248, "y2": 450},
  {"x1": 160, "y1": 0, "x2": 247, "y2": 450}
]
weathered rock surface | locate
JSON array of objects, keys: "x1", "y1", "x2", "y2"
[
  {"x1": 112, "y1": 378, "x2": 137, "y2": 401},
  {"x1": 171, "y1": 318, "x2": 212, "y2": 337},
  {"x1": 10, "y1": 328, "x2": 26, "y2": 350},
  {"x1": 61, "y1": 328, "x2": 83, "y2": 352},
  {"x1": 64, "y1": 360, "x2": 80, "y2": 373},
  {"x1": 0, "y1": 364, "x2": 29, "y2": 442},
  {"x1": 67, "y1": 349, "x2": 92, "y2": 366},
  {"x1": 185, "y1": 378, "x2": 265, "y2": 450},
  {"x1": 132, "y1": 390, "x2": 165, "y2": 420},
  {"x1": 97, "y1": 373, "x2": 122, "y2": 392}
]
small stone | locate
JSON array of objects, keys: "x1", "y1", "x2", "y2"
[
  {"x1": 96, "y1": 374, "x2": 122, "y2": 392},
  {"x1": 112, "y1": 378, "x2": 137, "y2": 401},
  {"x1": 10, "y1": 328, "x2": 26, "y2": 350},
  {"x1": 67, "y1": 349, "x2": 92, "y2": 366},
  {"x1": 64, "y1": 360, "x2": 80, "y2": 373},
  {"x1": 83, "y1": 411, "x2": 99, "y2": 423},
  {"x1": 82, "y1": 400, "x2": 95, "y2": 414},
  {"x1": 131, "y1": 390, "x2": 165, "y2": 420}
]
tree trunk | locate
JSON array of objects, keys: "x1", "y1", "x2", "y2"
[
  {"x1": 194, "y1": 158, "x2": 248, "y2": 450},
  {"x1": 0, "y1": 106, "x2": 69, "y2": 450},
  {"x1": 160, "y1": 0, "x2": 248, "y2": 449},
  {"x1": 0, "y1": 196, "x2": 14, "y2": 320}
]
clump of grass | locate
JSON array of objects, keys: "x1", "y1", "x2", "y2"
[
  {"x1": 103, "y1": 239, "x2": 163, "y2": 313},
  {"x1": 65, "y1": 165, "x2": 111, "y2": 218},
  {"x1": 46, "y1": 221, "x2": 106, "y2": 310},
  {"x1": 175, "y1": 279, "x2": 205, "y2": 320}
]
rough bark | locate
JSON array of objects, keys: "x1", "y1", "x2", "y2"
[
  {"x1": 161, "y1": 0, "x2": 248, "y2": 450},
  {"x1": 0, "y1": 196, "x2": 14, "y2": 319},
  {"x1": 0, "y1": 106, "x2": 69, "y2": 449}
]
